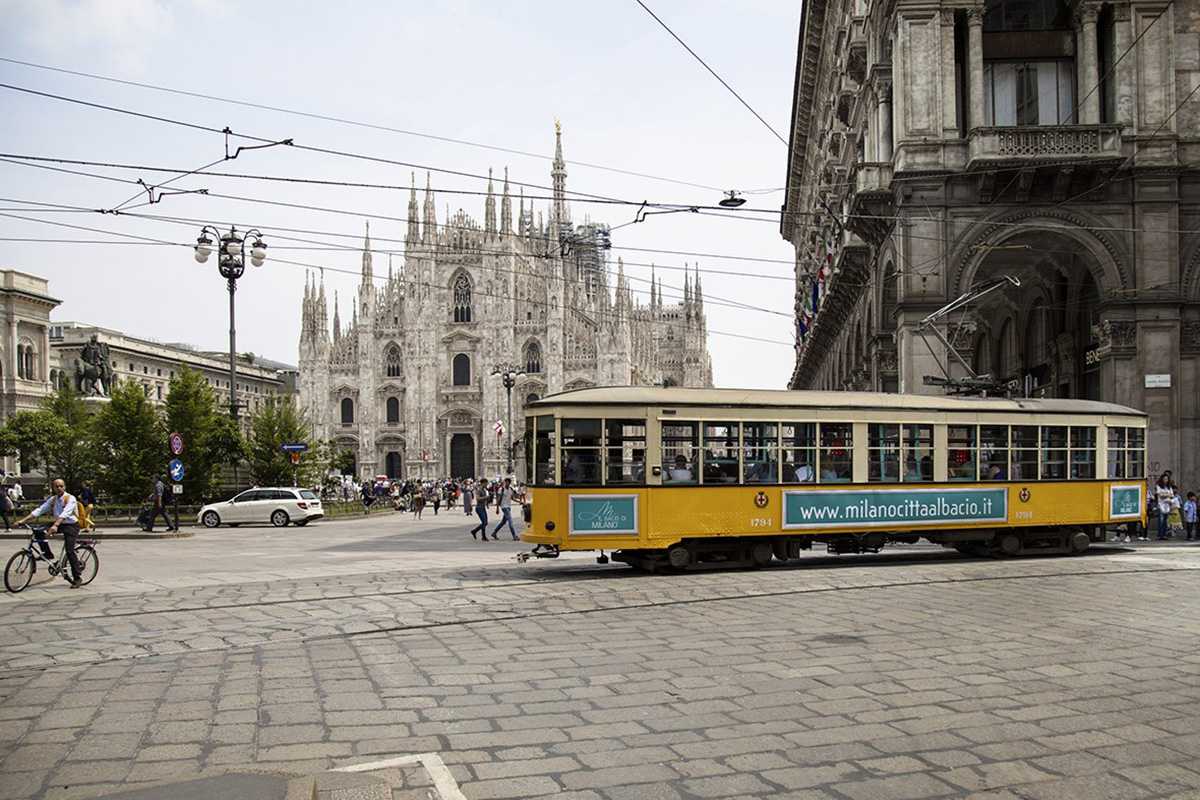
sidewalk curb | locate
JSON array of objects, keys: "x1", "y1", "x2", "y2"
[{"x1": 0, "y1": 529, "x2": 194, "y2": 540}]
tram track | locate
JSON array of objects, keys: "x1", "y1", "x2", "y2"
[{"x1": 2, "y1": 557, "x2": 1195, "y2": 675}]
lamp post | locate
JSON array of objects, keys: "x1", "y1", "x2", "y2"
[
  {"x1": 491, "y1": 363, "x2": 525, "y2": 476},
  {"x1": 193, "y1": 225, "x2": 268, "y2": 421}
]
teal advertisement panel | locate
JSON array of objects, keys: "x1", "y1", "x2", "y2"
[
  {"x1": 569, "y1": 494, "x2": 639, "y2": 536},
  {"x1": 1109, "y1": 484, "x2": 1143, "y2": 519},
  {"x1": 783, "y1": 487, "x2": 1008, "y2": 529}
]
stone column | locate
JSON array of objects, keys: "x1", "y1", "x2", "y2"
[
  {"x1": 1078, "y1": 5, "x2": 1100, "y2": 124},
  {"x1": 941, "y1": 8, "x2": 959, "y2": 138},
  {"x1": 967, "y1": 6, "x2": 985, "y2": 130},
  {"x1": 878, "y1": 80, "x2": 894, "y2": 162},
  {"x1": 8, "y1": 317, "x2": 17, "y2": 382}
]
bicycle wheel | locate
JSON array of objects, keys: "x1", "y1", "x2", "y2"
[
  {"x1": 73, "y1": 545, "x2": 99, "y2": 586},
  {"x1": 4, "y1": 550, "x2": 34, "y2": 593}
]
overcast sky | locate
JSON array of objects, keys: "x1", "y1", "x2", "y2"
[{"x1": 0, "y1": 0, "x2": 798, "y2": 388}]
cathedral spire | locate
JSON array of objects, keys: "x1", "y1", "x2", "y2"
[
  {"x1": 422, "y1": 171, "x2": 436, "y2": 243},
  {"x1": 518, "y1": 187, "x2": 526, "y2": 235},
  {"x1": 684, "y1": 263, "x2": 692, "y2": 306},
  {"x1": 361, "y1": 220, "x2": 373, "y2": 284},
  {"x1": 500, "y1": 167, "x2": 512, "y2": 236},
  {"x1": 695, "y1": 265, "x2": 703, "y2": 309},
  {"x1": 407, "y1": 172, "x2": 420, "y2": 245},
  {"x1": 650, "y1": 266, "x2": 658, "y2": 309},
  {"x1": 332, "y1": 290, "x2": 341, "y2": 340},
  {"x1": 484, "y1": 167, "x2": 497, "y2": 234},
  {"x1": 551, "y1": 119, "x2": 568, "y2": 230}
]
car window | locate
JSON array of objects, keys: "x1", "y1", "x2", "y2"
[
  {"x1": 233, "y1": 490, "x2": 261, "y2": 503},
  {"x1": 300, "y1": 490, "x2": 318, "y2": 500},
  {"x1": 271, "y1": 490, "x2": 296, "y2": 500}
]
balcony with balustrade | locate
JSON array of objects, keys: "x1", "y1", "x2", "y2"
[{"x1": 967, "y1": 124, "x2": 1122, "y2": 170}]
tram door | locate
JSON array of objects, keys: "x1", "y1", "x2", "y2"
[{"x1": 450, "y1": 433, "x2": 475, "y2": 478}]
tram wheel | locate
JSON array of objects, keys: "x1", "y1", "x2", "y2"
[
  {"x1": 997, "y1": 533, "x2": 1022, "y2": 557},
  {"x1": 1069, "y1": 531, "x2": 1090, "y2": 554},
  {"x1": 750, "y1": 541, "x2": 773, "y2": 567},
  {"x1": 667, "y1": 545, "x2": 692, "y2": 570}
]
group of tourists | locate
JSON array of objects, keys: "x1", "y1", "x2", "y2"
[{"x1": 1141, "y1": 471, "x2": 1199, "y2": 542}]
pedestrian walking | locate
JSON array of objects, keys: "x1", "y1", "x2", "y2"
[
  {"x1": 432, "y1": 485, "x2": 441, "y2": 515},
  {"x1": 78, "y1": 482, "x2": 96, "y2": 532},
  {"x1": 490, "y1": 477, "x2": 519, "y2": 541},
  {"x1": 1155, "y1": 473, "x2": 1174, "y2": 540},
  {"x1": 1184, "y1": 491, "x2": 1198, "y2": 541},
  {"x1": 469, "y1": 478, "x2": 490, "y2": 541},
  {"x1": 463, "y1": 481, "x2": 474, "y2": 516},
  {"x1": 147, "y1": 475, "x2": 176, "y2": 532},
  {"x1": 412, "y1": 488, "x2": 425, "y2": 519},
  {"x1": 0, "y1": 484, "x2": 13, "y2": 531}
]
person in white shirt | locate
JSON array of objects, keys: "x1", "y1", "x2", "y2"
[
  {"x1": 667, "y1": 454, "x2": 694, "y2": 483},
  {"x1": 16, "y1": 478, "x2": 84, "y2": 588},
  {"x1": 794, "y1": 461, "x2": 815, "y2": 483}
]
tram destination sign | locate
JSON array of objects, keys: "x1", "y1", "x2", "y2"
[
  {"x1": 783, "y1": 487, "x2": 1008, "y2": 529},
  {"x1": 568, "y1": 494, "x2": 639, "y2": 536}
]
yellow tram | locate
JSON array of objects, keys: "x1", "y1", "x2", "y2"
[{"x1": 520, "y1": 388, "x2": 1148, "y2": 569}]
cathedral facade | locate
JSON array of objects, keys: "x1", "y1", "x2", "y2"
[{"x1": 298, "y1": 126, "x2": 712, "y2": 480}]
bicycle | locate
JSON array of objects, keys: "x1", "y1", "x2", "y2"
[{"x1": 4, "y1": 524, "x2": 99, "y2": 593}]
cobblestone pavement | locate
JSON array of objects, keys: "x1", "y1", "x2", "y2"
[{"x1": 1, "y1": 535, "x2": 1198, "y2": 799}]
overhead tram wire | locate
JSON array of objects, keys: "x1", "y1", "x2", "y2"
[
  {"x1": 0, "y1": 81, "x2": 782, "y2": 219},
  {"x1": 0, "y1": 203, "x2": 794, "y2": 319},
  {"x1": 633, "y1": 0, "x2": 787, "y2": 147},
  {"x1": 0, "y1": 54, "x2": 788, "y2": 196},
  {"x1": 0, "y1": 211, "x2": 794, "y2": 346}
]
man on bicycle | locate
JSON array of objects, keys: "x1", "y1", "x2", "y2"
[{"x1": 16, "y1": 478, "x2": 83, "y2": 588}]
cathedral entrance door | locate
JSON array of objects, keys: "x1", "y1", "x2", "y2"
[
  {"x1": 450, "y1": 433, "x2": 475, "y2": 479},
  {"x1": 385, "y1": 451, "x2": 403, "y2": 479}
]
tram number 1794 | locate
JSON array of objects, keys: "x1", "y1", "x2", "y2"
[{"x1": 750, "y1": 518, "x2": 773, "y2": 528}]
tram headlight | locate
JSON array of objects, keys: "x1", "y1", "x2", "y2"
[{"x1": 545, "y1": 521, "x2": 556, "y2": 532}]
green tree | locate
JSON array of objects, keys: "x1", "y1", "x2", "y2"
[
  {"x1": 246, "y1": 397, "x2": 315, "y2": 488},
  {"x1": 93, "y1": 380, "x2": 166, "y2": 502},
  {"x1": 0, "y1": 385, "x2": 97, "y2": 492},
  {"x1": 164, "y1": 368, "x2": 243, "y2": 502}
]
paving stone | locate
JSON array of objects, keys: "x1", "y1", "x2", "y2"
[
  {"x1": 678, "y1": 772, "x2": 776, "y2": 797},
  {"x1": 560, "y1": 764, "x2": 679, "y2": 790},
  {"x1": 831, "y1": 772, "x2": 959, "y2": 800}
]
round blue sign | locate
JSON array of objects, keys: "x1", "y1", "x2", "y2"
[{"x1": 168, "y1": 459, "x2": 185, "y2": 481}]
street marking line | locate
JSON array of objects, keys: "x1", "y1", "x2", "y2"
[{"x1": 333, "y1": 752, "x2": 466, "y2": 800}]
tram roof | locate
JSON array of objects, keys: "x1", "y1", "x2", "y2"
[{"x1": 530, "y1": 387, "x2": 1146, "y2": 417}]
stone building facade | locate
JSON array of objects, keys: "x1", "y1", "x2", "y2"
[
  {"x1": 298, "y1": 126, "x2": 712, "y2": 481},
  {"x1": 783, "y1": 0, "x2": 1200, "y2": 481},
  {"x1": 0, "y1": 270, "x2": 60, "y2": 476}
]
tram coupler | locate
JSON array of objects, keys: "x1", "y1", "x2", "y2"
[{"x1": 517, "y1": 544, "x2": 560, "y2": 563}]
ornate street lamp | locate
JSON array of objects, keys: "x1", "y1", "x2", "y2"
[
  {"x1": 491, "y1": 363, "x2": 526, "y2": 476},
  {"x1": 193, "y1": 225, "x2": 268, "y2": 420}
]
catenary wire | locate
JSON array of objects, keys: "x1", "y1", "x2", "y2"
[{"x1": 0, "y1": 54, "x2": 786, "y2": 196}]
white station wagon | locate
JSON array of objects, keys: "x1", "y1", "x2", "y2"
[{"x1": 198, "y1": 487, "x2": 323, "y2": 528}]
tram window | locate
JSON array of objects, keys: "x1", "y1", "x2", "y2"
[
  {"x1": 534, "y1": 415, "x2": 556, "y2": 485},
  {"x1": 904, "y1": 424, "x2": 934, "y2": 481},
  {"x1": 606, "y1": 419, "x2": 646, "y2": 485},
  {"x1": 1040, "y1": 426, "x2": 1068, "y2": 480},
  {"x1": 868, "y1": 424, "x2": 900, "y2": 483},
  {"x1": 980, "y1": 425, "x2": 1009, "y2": 480},
  {"x1": 560, "y1": 419, "x2": 601, "y2": 485},
  {"x1": 948, "y1": 425, "x2": 978, "y2": 481},
  {"x1": 1070, "y1": 427, "x2": 1096, "y2": 479},
  {"x1": 742, "y1": 422, "x2": 779, "y2": 483},
  {"x1": 702, "y1": 422, "x2": 740, "y2": 484},
  {"x1": 1107, "y1": 427, "x2": 1127, "y2": 478},
  {"x1": 782, "y1": 423, "x2": 816, "y2": 483},
  {"x1": 662, "y1": 422, "x2": 698, "y2": 484},
  {"x1": 1011, "y1": 426, "x2": 1039, "y2": 480},
  {"x1": 1128, "y1": 428, "x2": 1145, "y2": 478},
  {"x1": 819, "y1": 423, "x2": 853, "y2": 482}
]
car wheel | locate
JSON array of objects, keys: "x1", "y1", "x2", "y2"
[
  {"x1": 271, "y1": 510, "x2": 290, "y2": 528},
  {"x1": 201, "y1": 511, "x2": 220, "y2": 528}
]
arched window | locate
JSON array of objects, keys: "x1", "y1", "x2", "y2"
[
  {"x1": 340, "y1": 397, "x2": 354, "y2": 424},
  {"x1": 881, "y1": 263, "x2": 897, "y2": 334},
  {"x1": 452, "y1": 353, "x2": 471, "y2": 386},
  {"x1": 452, "y1": 274, "x2": 473, "y2": 323},
  {"x1": 998, "y1": 319, "x2": 1018, "y2": 378},
  {"x1": 525, "y1": 393, "x2": 540, "y2": 405},
  {"x1": 384, "y1": 344, "x2": 402, "y2": 377},
  {"x1": 524, "y1": 341, "x2": 542, "y2": 374},
  {"x1": 386, "y1": 396, "x2": 400, "y2": 423}
]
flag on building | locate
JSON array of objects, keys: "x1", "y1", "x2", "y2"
[{"x1": 493, "y1": 419, "x2": 505, "y2": 436}]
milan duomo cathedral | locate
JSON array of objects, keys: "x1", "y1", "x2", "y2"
[{"x1": 298, "y1": 125, "x2": 712, "y2": 480}]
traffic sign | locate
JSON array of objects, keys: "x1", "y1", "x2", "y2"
[
  {"x1": 281, "y1": 442, "x2": 309, "y2": 453},
  {"x1": 168, "y1": 459, "x2": 185, "y2": 481},
  {"x1": 289, "y1": 452, "x2": 301, "y2": 465},
  {"x1": 172, "y1": 483, "x2": 184, "y2": 495},
  {"x1": 169, "y1": 432, "x2": 184, "y2": 456}
]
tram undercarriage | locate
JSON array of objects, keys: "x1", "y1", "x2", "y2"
[{"x1": 609, "y1": 526, "x2": 1099, "y2": 572}]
